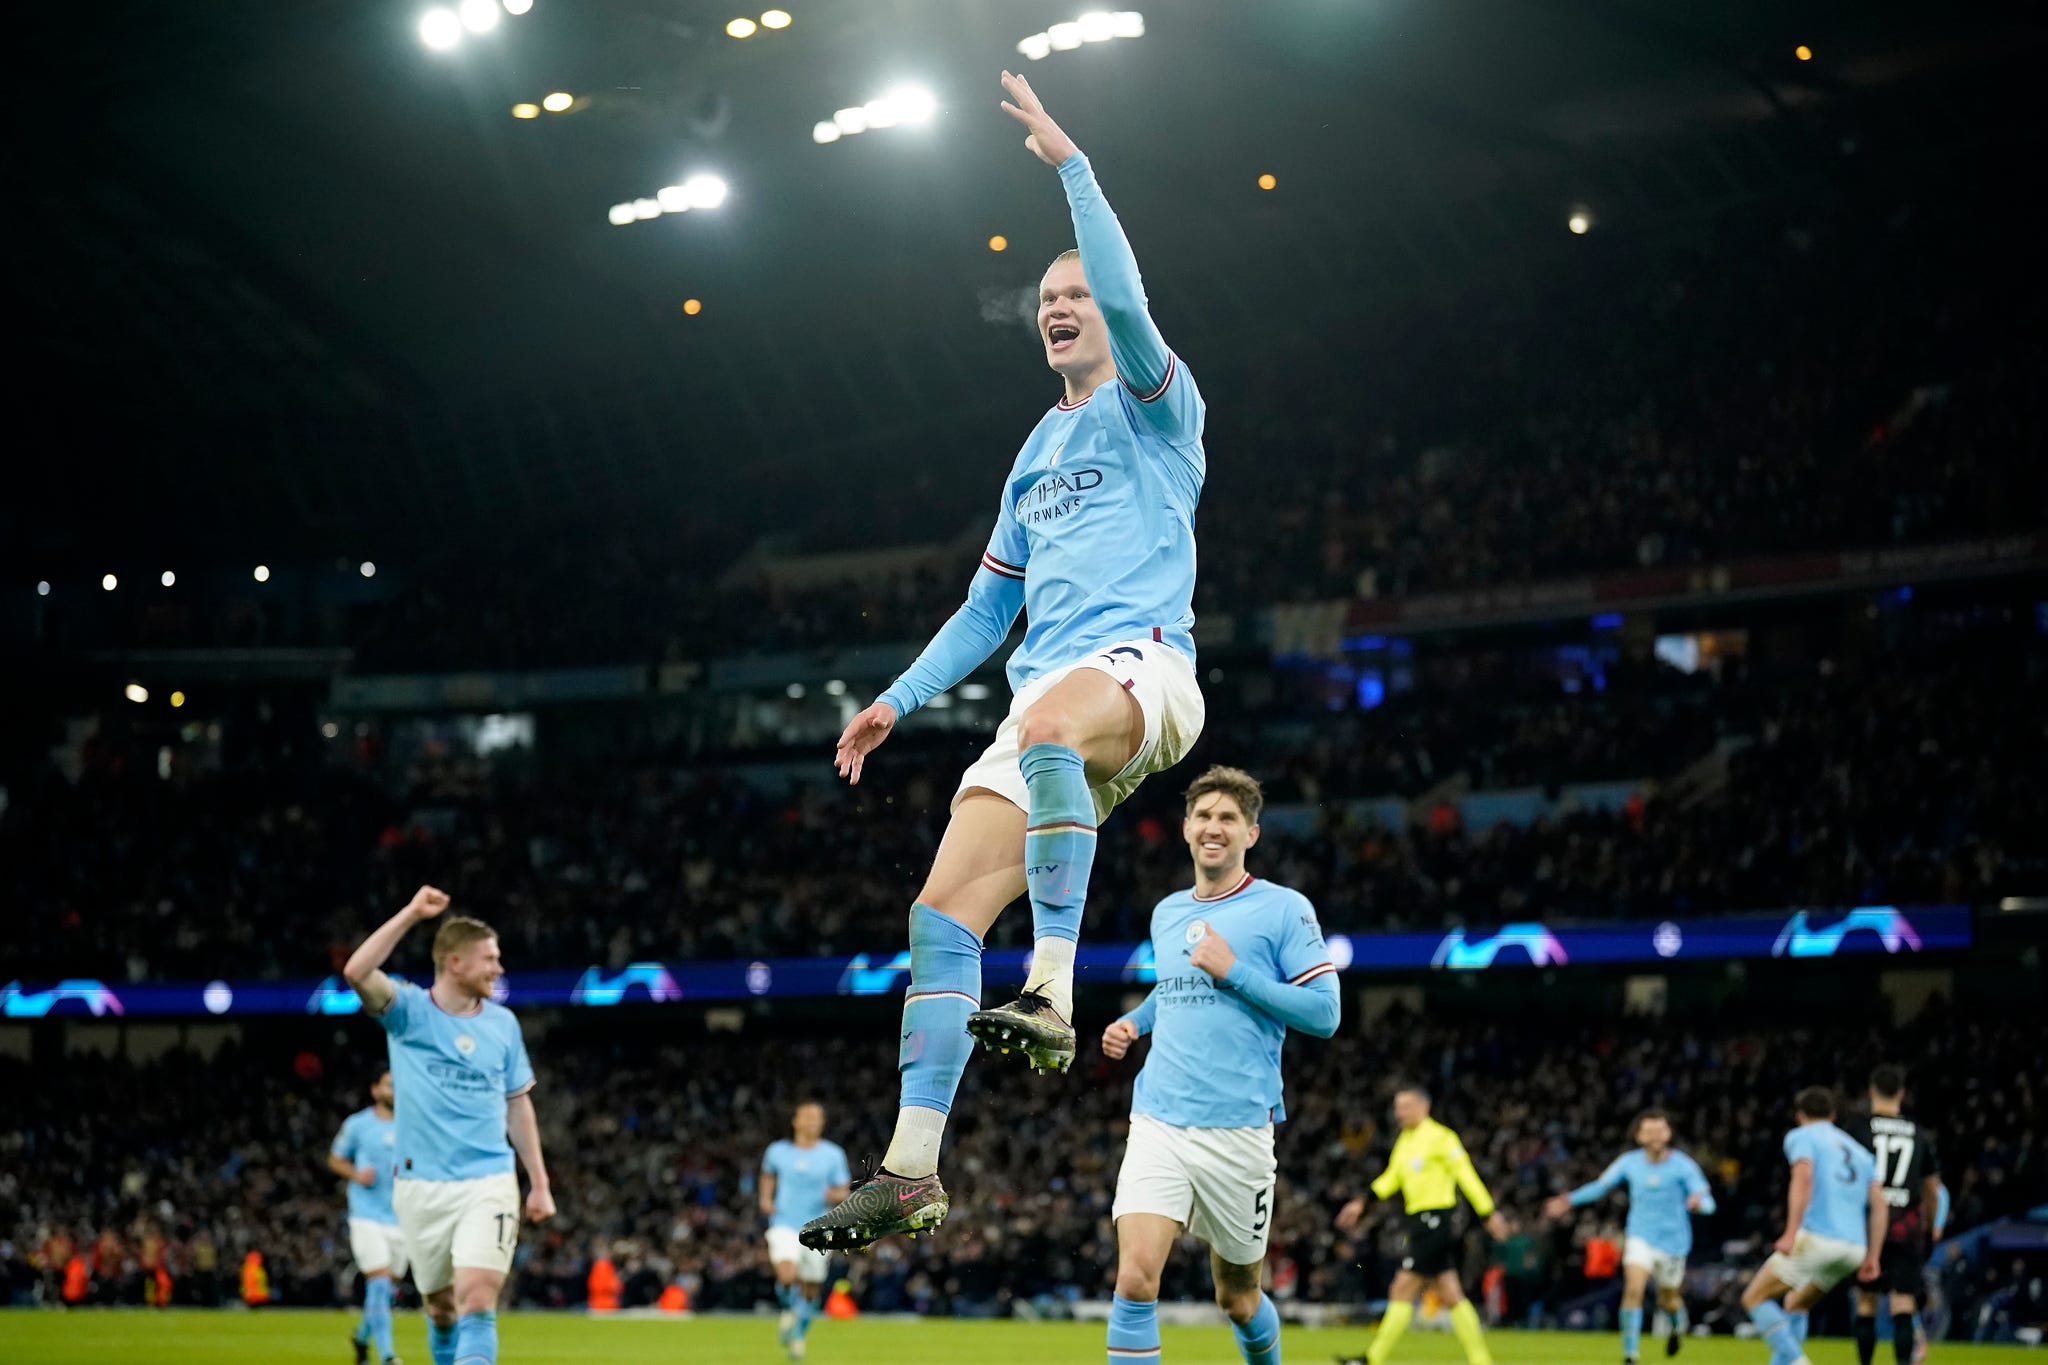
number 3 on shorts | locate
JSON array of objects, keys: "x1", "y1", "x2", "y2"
[{"x1": 1252, "y1": 1186, "x2": 1271, "y2": 1235}]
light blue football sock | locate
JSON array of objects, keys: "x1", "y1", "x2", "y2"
[
  {"x1": 1621, "y1": 1305, "x2": 1643, "y2": 1359},
  {"x1": 1232, "y1": 1291, "x2": 1282, "y2": 1364},
  {"x1": 363, "y1": 1276, "x2": 395, "y2": 1361},
  {"x1": 1792, "y1": 1310, "x2": 1810, "y2": 1345},
  {"x1": 796, "y1": 1284, "x2": 819, "y2": 1338},
  {"x1": 1021, "y1": 742, "x2": 1095, "y2": 953},
  {"x1": 889, "y1": 903, "x2": 982, "y2": 1176},
  {"x1": 1749, "y1": 1300, "x2": 1802, "y2": 1365},
  {"x1": 1108, "y1": 1293, "x2": 1161, "y2": 1364},
  {"x1": 453, "y1": 1309, "x2": 496, "y2": 1365},
  {"x1": 428, "y1": 1320, "x2": 458, "y2": 1365}
]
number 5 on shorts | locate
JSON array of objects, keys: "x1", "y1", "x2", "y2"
[{"x1": 1252, "y1": 1186, "x2": 1270, "y2": 1235}]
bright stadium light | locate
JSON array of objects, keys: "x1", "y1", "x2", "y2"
[
  {"x1": 632, "y1": 198, "x2": 662, "y2": 220},
  {"x1": 812, "y1": 120, "x2": 842, "y2": 144},
  {"x1": 1568, "y1": 208, "x2": 1594, "y2": 235},
  {"x1": 170, "y1": 691, "x2": 187, "y2": 709},
  {"x1": 863, "y1": 97, "x2": 900, "y2": 130},
  {"x1": 458, "y1": 0, "x2": 500, "y2": 32},
  {"x1": 503, "y1": 0, "x2": 533, "y2": 13},
  {"x1": 418, "y1": 8, "x2": 462, "y2": 49},
  {"x1": 160, "y1": 570, "x2": 176, "y2": 587},
  {"x1": 1795, "y1": 43, "x2": 1813, "y2": 61},
  {"x1": 1017, "y1": 33, "x2": 1052, "y2": 61},
  {"x1": 1258, "y1": 173, "x2": 1277, "y2": 190},
  {"x1": 359, "y1": 561, "x2": 377, "y2": 578},
  {"x1": 125, "y1": 683, "x2": 149, "y2": 704},
  {"x1": 657, "y1": 185, "x2": 691, "y2": 213},
  {"x1": 786, "y1": 682, "x2": 806, "y2": 699},
  {"x1": 1109, "y1": 10, "x2": 1144, "y2": 37},
  {"x1": 727, "y1": 16, "x2": 757, "y2": 37},
  {"x1": 608, "y1": 202, "x2": 636, "y2": 226},
  {"x1": 988, "y1": 234, "x2": 1008, "y2": 251},
  {"x1": 102, "y1": 573, "x2": 118, "y2": 592},
  {"x1": 887, "y1": 85, "x2": 937, "y2": 124},
  {"x1": 1019, "y1": 12, "x2": 1140, "y2": 60},
  {"x1": 1077, "y1": 11, "x2": 1116, "y2": 41},
  {"x1": 833, "y1": 106, "x2": 869, "y2": 135},
  {"x1": 682, "y1": 298, "x2": 703, "y2": 315},
  {"x1": 36, "y1": 580, "x2": 50, "y2": 596},
  {"x1": 682, "y1": 174, "x2": 728, "y2": 209},
  {"x1": 760, "y1": 9, "x2": 791, "y2": 28},
  {"x1": 253, "y1": 565, "x2": 270, "y2": 582},
  {"x1": 512, "y1": 102, "x2": 540, "y2": 119},
  {"x1": 1047, "y1": 21, "x2": 1084, "y2": 50},
  {"x1": 824, "y1": 678, "x2": 847, "y2": 696},
  {"x1": 542, "y1": 91, "x2": 573, "y2": 112}
]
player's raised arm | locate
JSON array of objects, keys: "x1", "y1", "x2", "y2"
[
  {"x1": 343, "y1": 885, "x2": 451, "y2": 1015},
  {"x1": 1001, "y1": 71, "x2": 1200, "y2": 441}
]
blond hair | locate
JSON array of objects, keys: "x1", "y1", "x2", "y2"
[
  {"x1": 1183, "y1": 765, "x2": 1264, "y2": 825},
  {"x1": 431, "y1": 915, "x2": 497, "y2": 967}
]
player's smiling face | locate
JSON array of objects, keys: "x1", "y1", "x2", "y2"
[
  {"x1": 1184, "y1": 792, "x2": 1259, "y2": 877},
  {"x1": 442, "y1": 934, "x2": 504, "y2": 1001},
  {"x1": 1038, "y1": 256, "x2": 1108, "y2": 380}
]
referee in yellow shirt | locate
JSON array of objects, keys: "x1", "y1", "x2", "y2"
[{"x1": 1335, "y1": 1086, "x2": 1508, "y2": 1365}]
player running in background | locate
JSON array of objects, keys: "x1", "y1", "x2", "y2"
[
  {"x1": 1098, "y1": 766, "x2": 1340, "y2": 1365},
  {"x1": 330, "y1": 1069, "x2": 408, "y2": 1365},
  {"x1": 760, "y1": 1102, "x2": 851, "y2": 1361},
  {"x1": 1841, "y1": 1066, "x2": 1942, "y2": 1365},
  {"x1": 803, "y1": 69, "x2": 1208, "y2": 1253},
  {"x1": 1544, "y1": 1110, "x2": 1716, "y2": 1364},
  {"x1": 1739, "y1": 1086, "x2": 1886, "y2": 1365},
  {"x1": 345, "y1": 887, "x2": 555, "y2": 1365},
  {"x1": 1334, "y1": 1089, "x2": 1509, "y2": 1365}
]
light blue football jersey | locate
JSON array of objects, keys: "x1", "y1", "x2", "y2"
[
  {"x1": 1567, "y1": 1147, "x2": 1716, "y2": 1256},
  {"x1": 331, "y1": 1107, "x2": 400, "y2": 1224},
  {"x1": 1125, "y1": 875, "x2": 1338, "y2": 1128},
  {"x1": 375, "y1": 980, "x2": 534, "y2": 1184},
  {"x1": 1785, "y1": 1120, "x2": 1877, "y2": 1246},
  {"x1": 880, "y1": 151, "x2": 1205, "y2": 717},
  {"x1": 762, "y1": 1139, "x2": 851, "y2": 1231}
]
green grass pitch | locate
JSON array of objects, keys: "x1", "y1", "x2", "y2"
[{"x1": 3, "y1": 1310, "x2": 2027, "y2": 1364}]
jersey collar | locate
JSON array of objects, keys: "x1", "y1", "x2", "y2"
[{"x1": 1192, "y1": 871, "x2": 1256, "y2": 902}]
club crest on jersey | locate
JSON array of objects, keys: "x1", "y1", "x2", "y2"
[
  {"x1": 454, "y1": 1034, "x2": 477, "y2": 1055},
  {"x1": 1186, "y1": 920, "x2": 1209, "y2": 945}
]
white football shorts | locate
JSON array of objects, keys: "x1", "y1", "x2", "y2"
[
  {"x1": 394, "y1": 1173, "x2": 521, "y2": 1296},
  {"x1": 1111, "y1": 1113, "x2": 1277, "y2": 1266},
  {"x1": 765, "y1": 1225, "x2": 829, "y2": 1283},
  {"x1": 1623, "y1": 1235, "x2": 1687, "y2": 1290},
  {"x1": 954, "y1": 637, "x2": 1206, "y2": 822},
  {"x1": 1764, "y1": 1229, "x2": 1866, "y2": 1294},
  {"x1": 348, "y1": 1217, "x2": 410, "y2": 1279}
]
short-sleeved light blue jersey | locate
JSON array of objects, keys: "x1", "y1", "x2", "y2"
[
  {"x1": 762, "y1": 1139, "x2": 852, "y2": 1231},
  {"x1": 331, "y1": 1107, "x2": 400, "y2": 1224},
  {"x1": 1122, "y1": 875, "x2": 1340, "y2": 1129},
  {"x1": 375, "y1": 979, "x2": 535, "y2": 1184},
  {"x1": 879, "y1": 151, "x2": 1205, "y2": 718},
  {"x1": 1785, "y1": 1120, "x2": 1877, "y2": 1246},
  {"x1": 1567, "y1": 1147, "x2": 1716, "y2": 1256}
]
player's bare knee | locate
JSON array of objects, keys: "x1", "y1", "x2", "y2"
[
  {"x1": 1114, "y1": 1263, "x2": 1162, "y2": 1302},
  {"x1": 424, "y1": 1292, "x2": 457, "y2": 1327},
  {"x1": 1216, "y1": 1283, "x2": 1261, "y2": 1323},
  {"x1": 1017, "y1": 703, "x2": 1078, "y2": 752}
]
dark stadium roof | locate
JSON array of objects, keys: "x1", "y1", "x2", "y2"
[{"x1": 15, "y1": 0, "x2": 2040, "y2": 567}]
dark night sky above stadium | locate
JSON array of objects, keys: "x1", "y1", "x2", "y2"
[{"x1": 13, "y1": 0, "x2": 2041, "y2": 567}]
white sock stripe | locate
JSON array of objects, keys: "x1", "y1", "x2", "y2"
[{"x1": 904, "y1": 989, "x2": 980, "y2": 1006}]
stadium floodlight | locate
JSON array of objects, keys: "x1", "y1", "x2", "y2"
[
  {"x1": 160, "y1": 570, "x2": 176, "y2": 587},
  {"x1": 727, "y1": 16, "x2": 757, "y2": 38},
  {"x1": 682, "y1": 174, "x2": 728, "y2": 209},
  {"x1": 1017, "y1": 33, "x2": 1053, "y2": 61},
  {"x1": 862, "y1": 97, "x2": 900, "y2": 130},
  {"x1": 502, "y1": 0, "x2": 533, "y2": 13},
  {"x1": 1077, "y1": 11, "x2": 1116, "y2": 41},
  {"x1": 608, "y1": 203, "x2": 636, "y2": 225},
  {"x1": 812, "y1": 120, "x2": 842, "y2": 144},
  {"x1": 1109, "y1": 10, "x2": 1144, "y2": 37},
  {"x1": 102, "y1": 573, "x2": 118, "y2": 591},
  {"x1": 1047, "y1": 21, "x2": 1084, "y2": 50},
  {"x1": 125, "y1": 683, "x2": 148, "y2": 704},
  {"x1": 761, "y1": 9, "x2": 791, "y2": 28},
  {"x1": 253, "y1": 565, "x2": 270, "y2": 582},
  {"x1": 458, "y1": 0, "x2": 500, "y2": 33},
  {"x1": 36, "y1": 580, "x2": 49, "y2": 596},
  {"x1": 786, "y1": 683, "x2": 806, "y2": 699},
  {"x1": 832, "y1": 106, "x2": 869, "y2": 135},
  {"x1": 418, "y1": 8, "x2": 462, "y2": 49},
  {"x1": 1568, "y1": 208, "x2": 1593, "y2": 235},
  {"x1": 541, "y1": 91, "x2": 573, "y2": 112},
  {"x1": 170, "y1": 691, "x2": 187, "y2": 709},
  {"x1": 359, "y1": 561, "x2": 377, "y2": 578},
  {"x1": 632, "y1": 198, "x2": 662, "y2": 220},
  {"x1": 657, "y1": 185, "x2": 691, "y2": 213},
  {"x1": 512, "y1": 102, "x2": 539, "y2": 119},
  {"x1": 824, "y1": 678, "x2": 847, "y2": 696},
  {"x1": 886, "y1": 84, "x2": 937, "y2": 125}
]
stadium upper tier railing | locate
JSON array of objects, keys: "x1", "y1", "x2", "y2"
[{"x1": 0, "y1": 904, "x2": 1970, "y2": 1018}]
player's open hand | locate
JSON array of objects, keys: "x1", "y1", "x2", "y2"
[
  {"x1": 1857, "y1": 1254, "x2": 1882, "y2": 1283},
  {"x1": 833, "y1": 701, "x2": 898, "y2": 785},
  {"x1": 406, "y1": 885, "x2": 451, "y2": 920},
  {"x1": 527, "y1": 1185, "x2": 556, "y2": 1224},
  {"x1": 1101, "y1": 1017, "x2": 1140, "y2": 1060},
  {"x1": 1188, "y1": 929, "x2": 1237, "y2": 981},
  {"x1": 999, "y1": 70, "x2": 1079, "y2": 167},
  {"x1": 1334, "y1": 1196, "x2": 1367, "y2": 1234},
  {"x1": 1542, "y1": 1194, "x2": 1571, "y2": 1220}
]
